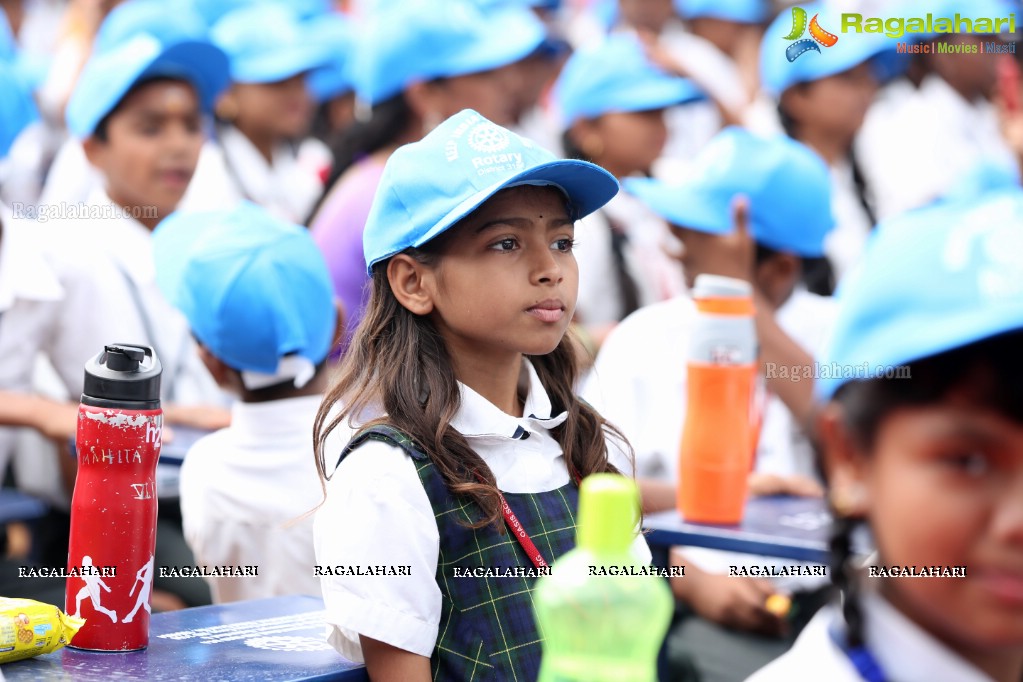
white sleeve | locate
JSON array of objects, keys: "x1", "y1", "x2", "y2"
[{"x1": 313, "y1": 438, "x2": 441, "y2": 662}]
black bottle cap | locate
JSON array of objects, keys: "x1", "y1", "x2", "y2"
[{"x1": 81, "y1": 344, "x2": 162, "y2": 409}]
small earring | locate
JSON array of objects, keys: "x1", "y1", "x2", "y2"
[{"x1": 830, "y1": 484, "x2": 866, "y2": 518}]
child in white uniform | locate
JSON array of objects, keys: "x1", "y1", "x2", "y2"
[
  {"x1": 313, "y1": 109, "x2": 650, "y2": 681},
  {"x1": 749, "y1": 189, "x2": 1023, "y2": 682},
  {"x1": 153, "y1": 202, "x2": 340, "y2": 604},
  {"x1": 586, "y1": 127, "x2": 839, "y2": 681}
]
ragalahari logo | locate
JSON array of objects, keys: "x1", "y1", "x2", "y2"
[{"x1": 783, "y1": 6, "x2": 839, "y2": 62}]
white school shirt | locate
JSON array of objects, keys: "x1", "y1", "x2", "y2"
[
  {"x1": 856, "y1": 74, "x2": 1018, "y2": 220},
  {"x1": 179, "y1": 395, "x2": 324, "y2": 604},
  {"x1": 825, "y1": 159, "x2": 875, "y2": 284},
  {"x1": 0, "y1": 202, "x2": 138, "y2": 472},
  {"x1": 184, "y1": 125, "x2": 328, "y2": 223},
  {"x1": 583, "y1": 288, "x2": 836, "y2": 586},
  {"x1": 584, "y1": 287, "x2": 836, "y2": 482},
  {"x1": 48, "y1": 190, "x2": 224, "y2": 407},
  {"x1": 314, "y1": 359, "x2": 651, "y2": 662},
  {"x1": 746, "y1": 591, "x2": 996, "y2": 682}
]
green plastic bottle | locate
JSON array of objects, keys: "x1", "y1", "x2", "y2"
[{"x1": 533, "y1": 474, "x2": 673, "y2": 682}]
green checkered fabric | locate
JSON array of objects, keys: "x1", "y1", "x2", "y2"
[{"x1": 342, "y1": 425, "x2": 579, "y2": 682}]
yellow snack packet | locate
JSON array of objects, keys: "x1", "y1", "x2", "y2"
[{"x1": 0, "y1": 597, "x2": 85, "y2": 663}]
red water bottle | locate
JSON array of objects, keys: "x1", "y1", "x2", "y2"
[{"x1": 66, "y1": 344, "x2": 162, "y2": 651}]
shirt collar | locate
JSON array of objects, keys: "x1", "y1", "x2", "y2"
[
  {"x1": 861, "y1": 591, "x2": 994, "y2": 682},
  {"x1": 450, "y1": 359, "x2": 568, "y2": 440},
  {"x1": 0, "y1": 201, "x2": 64, "y2": 311}
]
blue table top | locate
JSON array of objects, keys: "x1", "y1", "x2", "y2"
[
  {"x1": 1, "y1": 595, "x2": 367, "y2": 681},
  {"x1": 643, "y1": 495, "x2": 834, "y2": 563},
  {"x1": 0, "y1": 489, "x2": 47, "y2": 525}
]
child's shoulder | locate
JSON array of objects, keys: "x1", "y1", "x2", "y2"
[{"x1": 328, "y1": 424, "x2": 425, "y2": 482}]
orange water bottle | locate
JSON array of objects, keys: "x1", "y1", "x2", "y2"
[{"x1": 678, "y1": 275, "x2": 758, "y2": 524}]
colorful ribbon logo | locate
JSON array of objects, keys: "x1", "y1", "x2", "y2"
[{"x1": 783, "y1": 6, "x2": 838, "y2": 62}]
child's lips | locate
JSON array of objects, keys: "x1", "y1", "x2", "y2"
[
  {"x1": 159, "y1": 169, "x2": 191, "y2": 188},
  {"x1": 976, "y1": 570, "x2": 1023, "y2": 606},
  {"x1": 526, "y1": 300, "x2": 565, "y2": 323}
]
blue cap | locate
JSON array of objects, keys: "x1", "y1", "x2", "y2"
[
  {"x1": 554, "y1": 34, "x2": 704, "y2": 128},
  {"x1": 624, "y1": 127, "x2": 833, "y2": 257},
  {"x1": 66, "y1": 34, "x2": 230, "y2": 140},
  {"x1": 674, "y1": 0, "x2": 767, "y2": 23},
  {"x1": 95, "y1": 0, "x2": 208, "y2": 53},
  {"x1": 153, "y1": 202, "x2": 337, "y2": 388},
  {"x1": 211, "y1": 3, "x2": 332, "y2": 84},
  {"x1": 305, "y1": 12, "x2": 352, "y2": 102},
  {"x1": 352, "y1": 0, "x2": 546, "y2": 106},
  {"x1": 817, "y1": 189, "x2": 1023, "y2": 401},
  {"x1": 363, "y1": 108, "x2": 619, "y2": 274},
  {"x1": 760, "y1": 2, "x2": 896, "y2": 96}
]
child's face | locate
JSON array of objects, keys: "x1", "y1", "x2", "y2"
[
  {"x1": 618, "y1": 0, "x2": 675, "y2": 34},
  {"x1": 577, "y1": 109, "x2": 668, "y2": 178},
  {"x1": 425, "y1": 185, "x2": 577, "y2": 361},
  {"x1": 419, "y1": 65, "x2": 522, "y2": 128},
  {"x1": 231, "y1": 75, "x2": 314, "y2": 140},
  {"x1": 783, "y1": 63, "x2": 878, "y2": 140},
  {"x1": 84, "y1": 80, "x2": 203, "y2": 223},
  {"x1": 836, "y1": 390, "x2": 1023, "y2": 649}
]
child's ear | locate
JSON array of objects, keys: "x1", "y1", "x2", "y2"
[
  {"x1": 82, "y1": 134, "x2": 108, "y2": 172},
  {"x1": 817, "y1": 402, "x2": 871, "y2": 517},
  {"x1": 386, "y1": 254, "x2": 436, "y2": 316}
]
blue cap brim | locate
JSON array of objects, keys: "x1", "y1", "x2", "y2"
[
  {"x1": 230, "y1": 41, "x2": 333, "y2": 83},
  {"x1": 624, "y1": 177, "x2": 731, "y2": 235},
  {"x1": 368, "y1": 160, "x2": 619, "y2": 274},
  {"x1": 67, "y1": 38, "x2": 229, "y2": 139}
]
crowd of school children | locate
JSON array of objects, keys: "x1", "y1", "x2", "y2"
[{"x1": 0, "y1": 0, "x2": 1021, "y2": 679}]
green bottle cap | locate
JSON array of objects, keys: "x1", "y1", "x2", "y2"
[{"x1": 576, "y1": 474, "x2": 640, "y2": 554}]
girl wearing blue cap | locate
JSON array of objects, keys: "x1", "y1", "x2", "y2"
[
  {"x1": 555, "y1": 34, "x2": 703, "y2": 343},
  {"x1": 749, "y1": 190, "x2": 1023, "y2": 682},
  {"x1": 309, "y1": 0, "x2": 548, "y2": 358},
  {"x1": 756, "y1": 2, "x2": 892, "y2": 294},
  {"x1": 313, "y1": 109, "x2": 650, "y2": 681},
  {"x1": 187, "y1": 3, "x2": 333, "y2": 223}
]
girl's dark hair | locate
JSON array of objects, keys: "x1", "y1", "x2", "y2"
[
  {"x1": 313, "y1": 236, "x2": 633, "y2": 531},
  {"x1": 825, "y1": 329, "x2": 1023, "y2": 645},
  {"x1": 306, "y1": 93, "x2": 413, "y2": 225}
]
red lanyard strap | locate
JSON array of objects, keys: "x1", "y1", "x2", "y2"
[
  {"x1": 498, "y1": 492, "x2": 549, "y2": 569},
  {"x1": 476, "y1": 469, "x2": 582, "y2": 571}
]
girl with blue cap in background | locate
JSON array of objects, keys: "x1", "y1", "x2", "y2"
[
  {"x1": 191, "y1": 2, "x2": 334, "y2": 223},
  {"x1": 313, "y1": 108, "x2": 649, "y2": 681},
  {"x1": 755, "y1": 1, "x2": 894, "y2": 294},
  {"x1": 554, "y1": 33, "x2": 704, "y2": 347},
  {"x1": 749, "y1": 188, "x2": 1023, "y2": 682},
  {"x1": 308, "y1": 0, "x2": 547, "y2": 357}
]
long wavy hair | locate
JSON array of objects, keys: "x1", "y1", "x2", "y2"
[{"x1": 313, "y1": 238, "x2": 633, "y2": 531}]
